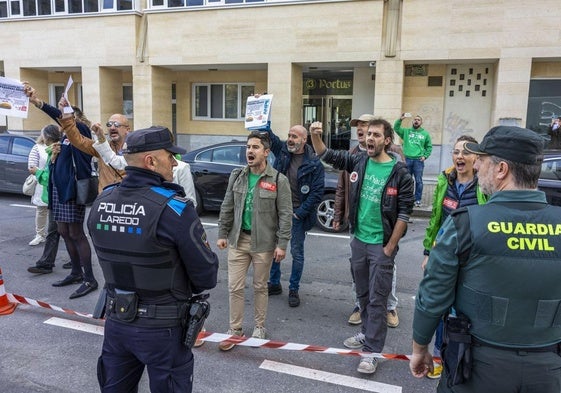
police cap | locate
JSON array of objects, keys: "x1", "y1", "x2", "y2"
[
  {"x1": 122, "y1": 126, "x2": 186, "y2": 155},
  {"x1": 465, "y1": 126, "x2": 544, "y2": 165}
]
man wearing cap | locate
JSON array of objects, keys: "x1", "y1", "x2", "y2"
[
  {"x1": 87, "y1": 126, "x2": 219, "y2": 393},
  {"x1": 410, "y1": 126, "x2": 561, "y2": 392},
  {"x1": 394, "y1": 114, "x2": 432, "y2": 207},
  {"x1": 336, "y1": 114, "x2": 401, "y2": 328}
]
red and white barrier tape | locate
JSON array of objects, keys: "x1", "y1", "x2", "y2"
[
  {"x1": 8, "y1": 293, "x2": 94, "y2": 320},
  {"x1": 5, "y1": 294, "x2": 437, "y2": 363},
  {"x1": 198, "y1": 331, "x2": 419, "y2": 361}
]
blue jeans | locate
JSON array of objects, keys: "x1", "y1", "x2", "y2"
[
  {"x1": 269, "y1": 216, "x2": 306, "y2": 291},
  {"x1": 434, "y1": 318, "x2": 443, "y2": 357},
  {"x1": 406, "y1": 158, "x2": 424, "y2": 202}
]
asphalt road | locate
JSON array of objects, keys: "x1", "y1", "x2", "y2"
[{"x1": 0, "y1": 192, "x2": 438, "y2": 393}]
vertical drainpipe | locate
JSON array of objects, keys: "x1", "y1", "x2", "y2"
[
  {"x1": 384, "y1": 0, "x2": 400, "y2": 58},
  {"x1": 136, "y1": 13, "x2": 148, "y2": 63}
]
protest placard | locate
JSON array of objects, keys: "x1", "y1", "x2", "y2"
[
  {"x1": 0, "y1": 77, "x2": 29, "y2": 119},
  {"x1": 245, "y1": 94, "x2": 273, "y2": 130}
]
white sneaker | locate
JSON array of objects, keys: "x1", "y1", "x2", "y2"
[
  {"x1": 252, "y1": 326, "x2": 266, "y2": 339},
  {"x1": 343, "y1": 332, "x2": 365, "y2": 349},
  {"x1": 29, "y1": 235, "x2": 45, "y2": 246},
  {"x1": 357, "y1": 356, "x2": 378, "y2": 374}
]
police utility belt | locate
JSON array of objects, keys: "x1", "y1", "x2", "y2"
[
  {"x1": 472, "y1": 337, "x2": 561, "y2": 354},
  {"x1": 105, "y1": 289, "x2": 186, "y2": 323},
  {"x1": 105, "y1": 289, "x2": 210, "y2": 349},
  {"x1": 442, "y1": 313, "x2": 561, "y2": 388}
]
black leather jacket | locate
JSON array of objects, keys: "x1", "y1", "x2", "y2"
[{"x1": 321, "y1": 149, "x2": 414, "y2": 245}]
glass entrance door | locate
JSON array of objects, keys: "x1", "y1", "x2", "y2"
[{"x1": 303, "y1": 95, "x2": 352, "y2": 150}]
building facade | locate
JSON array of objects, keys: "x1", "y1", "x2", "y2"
[{"x1": 1, "y1": 0, "x2": 560, "y2": 176}]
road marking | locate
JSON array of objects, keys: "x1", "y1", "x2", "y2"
[
  {"x1": 200, "y1": 220, "x2": 351, "y2": 240},
  {"x1": 307, "y1": 231, "x2": 350, "y2": 239},
  {"x1": 259, "y1": 360, "x2": 401, "y2": 393},
  {"x1": 44, "y1": 317, "x2": 401, "y2": 392},
  {"x1": 10, "y1": 204, "x2": 35, "y2": 209},
  {"x1": 44, "y1": 317, "x2": 104, "y2": 336},
  {"x1": 201, "y1": 221, "x2": 218, "y2": 227}
]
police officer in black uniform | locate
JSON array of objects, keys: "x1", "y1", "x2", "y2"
[
  {"x1": 88, "y1": 126, "x2": 218, "y2": 393},
  {"x1": 410, "y1": 126, "x2": 561, "y2": 392}
]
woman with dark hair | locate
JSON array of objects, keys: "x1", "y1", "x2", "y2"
[
  {"x1": 24, "y1": 82, "x2": 99, "y2": 299},
  {"x1": 420, "y1": 134, "x2": 487, "y2": 378}
]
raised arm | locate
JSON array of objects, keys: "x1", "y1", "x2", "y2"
[{"x1": 309, "y1": 121, "x2": 327, "y2": 156}]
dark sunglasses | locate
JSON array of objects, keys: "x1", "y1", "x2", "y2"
[{"x1": 106, "y1": 121, "x2": 126, "y2": 128}]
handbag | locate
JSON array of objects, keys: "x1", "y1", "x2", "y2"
[
  {"x1": 23, "y1": 174, "x2": 37, "y2": 196},
  {"x1": 75, "y1": 176, "x2": 99, "y2": 205},
  {"x1": 71, "y1": 148, "x2": 99, "y2": 205}
]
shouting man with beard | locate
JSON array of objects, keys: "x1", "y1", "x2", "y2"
[
  {"x1": 335, "y1": 114, "x2": 402, "y2": 329},
  {"x1": 310, "y1": 118, "x2": 414, "y2": 375},
  {"x1": 216, "y1": 131, "x2": 292, "y2": 348},
  {"x1": 263, "y1": 124, "x2": 324, "y2": 308}
]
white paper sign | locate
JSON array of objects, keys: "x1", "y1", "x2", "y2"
[
  {"x1": 63, "y1": 75, "x2": 74, "y2": 113},
  {"x1": 0, "y1": 77, "x2": 30, "y2": 119},
  {"x1": 245, "y1": 94, "x2": 273, "y2": 130}
]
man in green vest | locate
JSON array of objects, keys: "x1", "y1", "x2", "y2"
[{"x1": 410, "y1": 126, "x2": 561, "y2": 392}]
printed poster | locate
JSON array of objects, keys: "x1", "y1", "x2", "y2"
[
  {"x1": 0, "y1": 77, "x2": 29, "y2": 119},
  {"x1": 245, "y1": 94, "x2": 273, "y2": 130}
]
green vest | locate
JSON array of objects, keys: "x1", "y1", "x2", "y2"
[{"x1": 455, "y1": 202, "x2": 561, "y2": 348}]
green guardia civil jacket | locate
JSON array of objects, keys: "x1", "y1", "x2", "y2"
[{"x1": 414, "y1": 190, "x2": 561, "y2": 348}]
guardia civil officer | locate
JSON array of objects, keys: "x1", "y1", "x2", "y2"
[
  {"x1": 87, "y1": 126, "x2": 219, "y2": 393},
  {"x1": 410, "y1": 126, "x2": 561, "y2": 392}
]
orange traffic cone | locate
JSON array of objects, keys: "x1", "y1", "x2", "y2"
[{"x1": 0, "y1": 268, "x2": 17, "y2": 315}]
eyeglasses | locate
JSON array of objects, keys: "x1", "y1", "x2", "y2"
[
  {"x1": 106, "y1": 121, "x2": 126, "y2": 128},
  {"x1": 452, "y1": 150, "x2": 473, "y2": 156}
]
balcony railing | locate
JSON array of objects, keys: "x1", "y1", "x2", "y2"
[{"x1": 0, "y1": 0, "x2": 309, "y2": 18}]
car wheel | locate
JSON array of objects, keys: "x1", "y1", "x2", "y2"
[
  {"x1": 195, "y1": 189, "x2": 204, "y2": 216},
  {"x1": 316, "y1": 193, "x2": 347, "y2": 233}
]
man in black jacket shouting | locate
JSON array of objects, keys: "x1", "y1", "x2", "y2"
[{"x1": 310, "y1": 118, "x2": 414, "y2": 375}]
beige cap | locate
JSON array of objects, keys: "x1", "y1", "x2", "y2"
[{"x1": 350, "y1": 114, "x2": 376, "y2": 127}]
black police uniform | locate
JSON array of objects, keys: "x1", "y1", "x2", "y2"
[{"x1": 88, "y1": 167, "x2": 218, "y2": 393}]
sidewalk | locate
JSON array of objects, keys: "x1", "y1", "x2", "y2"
[{"x1": 410, "y1": 176, "x2": 437, "y2": 218}]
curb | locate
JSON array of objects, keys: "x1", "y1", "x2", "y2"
[{"x1": 411, "y1": 206, "x2": 432, "y2": 218}]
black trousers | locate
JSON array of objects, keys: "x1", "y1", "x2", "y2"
[
  {"x1": 36, "y1": 210, "x2": 60, "y2": 267},
  {"x1": 438, "y1": 344, "x2": 561, "y2": 393},
  {"x1": 98, "y1": 318, "x2": 194, "y2": 393}
]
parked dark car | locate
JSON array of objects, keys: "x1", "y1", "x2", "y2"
[
  {"x1": 182, "y1": 140, "x2": 345, "y2": 232},
  {"x1": 0, "y1": 134, "x2": 35, "y2": 194},
  {"x1": 538, "y1": 150, "x2": 561, "y2": 206}
]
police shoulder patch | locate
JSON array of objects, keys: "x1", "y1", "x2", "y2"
[
  {"x1": 172, "y1": 195, "x2": 190, "y2": 204},
  {"x1": 200, "y1": 231, "x2": 211, "y2": 250}
]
